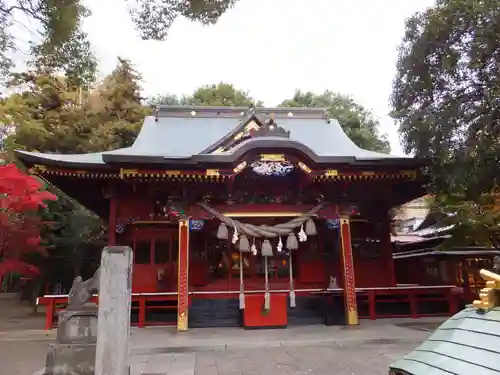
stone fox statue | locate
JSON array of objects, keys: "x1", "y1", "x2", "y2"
[{"x1": 67, "y1": 267, "x2": 101, "y2": 309}]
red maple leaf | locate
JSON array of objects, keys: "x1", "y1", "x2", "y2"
[{"x1": 0, "y1": 164, "x2": 56, "y2": 262}]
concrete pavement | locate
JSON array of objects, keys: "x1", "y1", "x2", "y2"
[
  {"x1": 1, "y1": 293, "x2": 445, "y2": 375},
  {"x1": 0, "y1": 318, "x2": 443, "y2": 375}
]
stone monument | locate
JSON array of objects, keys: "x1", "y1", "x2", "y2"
[{"x1": 44, "y1": 267, "x2": 101, "y2": 375}]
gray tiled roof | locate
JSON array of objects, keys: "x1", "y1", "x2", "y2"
[
  {"x1": 15, "y1": 115, "x2": 238, "y2": 165},
  {"x1": 390, "y1": 306, "x2": 500, "y2": 374},
  {"x1": 108, "y1": 115, "x2": 238, "y2": 158},
  {"x1": 15, "y1": 108, "x2": 409, "y2": 166}
]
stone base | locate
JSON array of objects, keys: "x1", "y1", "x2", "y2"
[
  {"x1": 57, "y1": 305, "x2": 98, "y2": 344},
  {"x1": 44, "y1": 305, "x2": 99, "y2": 375},
  {"x1": 45, "y1": 342, "x2": 96, "y2": 375}
]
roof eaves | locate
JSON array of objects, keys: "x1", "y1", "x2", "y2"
[{"x1": 14, "y1": 150, "x2": 111, "y2": 170}]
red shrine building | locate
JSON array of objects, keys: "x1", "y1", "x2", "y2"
[{"x1": 16, "y1": 106, "x2": 460, "y2": 331}]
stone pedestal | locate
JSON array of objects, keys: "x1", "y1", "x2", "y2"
[{"x1": 44, "y1": 304, "x2": 98, "y2": 375}]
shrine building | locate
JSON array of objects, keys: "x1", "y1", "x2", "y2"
[{"x1": 16, "y1": 106, "x2": 460, "y2": 331}]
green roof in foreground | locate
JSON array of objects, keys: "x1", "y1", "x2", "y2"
[{"x1": 390, "y1": 272, "x2": 500, "y2": 375}]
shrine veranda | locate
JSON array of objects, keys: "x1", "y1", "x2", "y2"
[{"x1": 16, "y1": 106, "x2": 459, "y2": 330}]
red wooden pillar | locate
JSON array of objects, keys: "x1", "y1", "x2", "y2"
[
  {"x1": 384, "y1": 213, "x2": 397, "y2": 286},
  {"x1": 108, "y1": 194, "x2": 117, "y2": 246},
  {"x1": 177, "y1": 219, "x2": 190, "y2": 331},
  {"x1": 339, "y1": 218, "x2": 359, "y2": 325}
]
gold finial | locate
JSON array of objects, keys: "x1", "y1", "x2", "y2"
[{"x1": 473, "y1": 269, "x2": 500, "y2": 312}]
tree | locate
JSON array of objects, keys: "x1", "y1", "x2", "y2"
[
  {"x1": 1, "y1": 72, "x2": 90, "y2": 153},
  {"x1": 152, "y1": 83, "x2": 263, "y2": 107},
  {"x1": 41, "y1": 197, "x2": 104, "y2": 279},
  {"x1": 86, "y1": 57, "x2": 152, "y2": 151},
  {"x1": 126, "y1": 0, "x2": 239, "y2": 40},
  {"x1": 1, "y1": 58, "x2": 150, "y2": 153},
  {"x1": 0, "y1": 0, "x2": 238, "y2": 82},
  {"x1": 0, "y1": 0, "x2": 96, "y2": 85},
  {"x1": 279, "y1": 90, "x2": 391, "y2": 153},
  {"x1": 391, "y1": 0, "x2": 500, "y2": 246},
  {"x1": 149, "y1": 93, "x2": 182, "y2": 106},
  {"x1": 31, "y1": 28, "x2": 97, "y2": 89}
]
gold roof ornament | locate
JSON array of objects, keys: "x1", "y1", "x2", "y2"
[{"x1": 473, "y1": 269, "x2": 500, "y2": 313}]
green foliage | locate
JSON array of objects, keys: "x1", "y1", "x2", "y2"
[
  {"x1": 126, "y1": 0, "x2": 239, "y2": 40},
  {"x1": 392, "y1": 0, "x2": 500, "y2": 246},
  {"x1": 151, "y1": 82, "x2": 263, "y2": 107},
  {"x1": 149, "y1": 93, "x2": 183, "y2": 106},
  {"x1": 279, "y1": 90, "x2": 391, "y2": 153}
]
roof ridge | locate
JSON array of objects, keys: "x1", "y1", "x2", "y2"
[{"x1": 155, "y1": 105, "x2": 329, "y2": 119}]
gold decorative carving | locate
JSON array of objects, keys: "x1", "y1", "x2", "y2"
[
  {"x1": 473, "y1": 269, "x2": 500, "y2": 312},
  {"x1": 166, "y1": 170, "x2": 181, "y2": 175},
  {"x1": 324, "y1": 169, "x2": 338, "y2": 177},
  {"x1": 233, "y1": 161, "x2": 247, "y2": 174},
  {"x1": 260, "y1": 154, "x2": 285, "y2": 162},
  {"x1": 119, "y1": 168, "x2": 138, "y2": 178},
  {"x1": 206, "y1": 169, "x2": 220, "y2": 176},
  {"x1": 298, "y1": 162, "x2": 311, "y2": 174}
]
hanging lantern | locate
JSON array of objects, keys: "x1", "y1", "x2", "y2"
[
  {"x1": 239, "y1": 235, "x2": 250, "y2": 252},
  {"x1": 261, "y1": 239, "x2": 273, "y2": 257},
  {"x1": 217, "y1": 223, "x2": 228, "y2": 240},
  {"x1": 286, "y1": 233, "x2": 299, "y2": 250},
  {"x1": 305, "y1": 218, "x2": 317, "y2": 236}
]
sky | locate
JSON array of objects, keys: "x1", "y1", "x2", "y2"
[{"x1": 82, "y1": 0, "x2": 435, "y2": 156}]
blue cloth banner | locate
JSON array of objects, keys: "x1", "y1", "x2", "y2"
[
  {"x1": 326, "y1": 218, "x2": 339, "y2": 229},
  {"x1": 189, "y1": 219, "x2": 205, "y2": 231}
]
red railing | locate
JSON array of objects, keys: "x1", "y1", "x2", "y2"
[
  {"x1": 37, "y1": 285, "x2": 459, "y2": 330},
  {"x1": 354, "y1": 286, "x2": 459, "y2": 320},
  {"x1": 37, "y1": 292, "x2": 178, "y2": 330}
]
